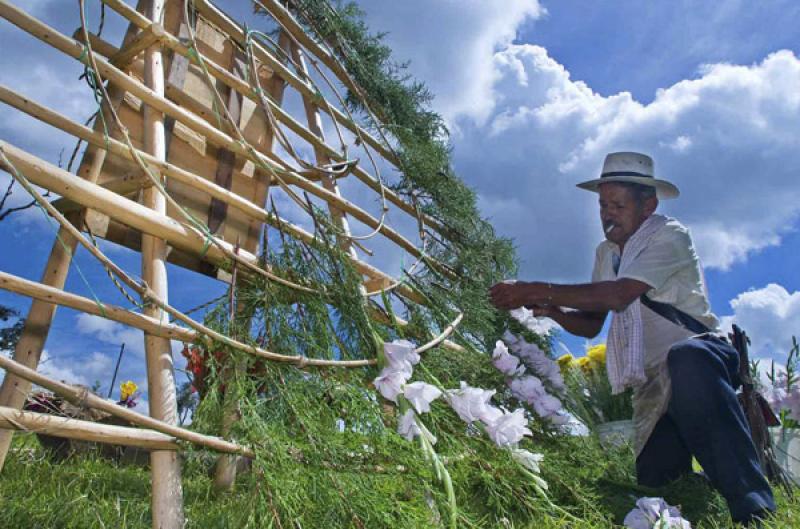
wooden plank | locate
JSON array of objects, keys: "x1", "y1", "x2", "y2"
[{"x1": 208, "y1": 51, "x2": 245, "y2": 234}]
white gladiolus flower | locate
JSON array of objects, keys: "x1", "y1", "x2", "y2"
[
  {"x1": 492, "y1": 340, "x2": 521, "y2": 375},
  {"x1": 403, "y1": 381, "x2": 442, "y2": 414},
  {"x1": 479, "y1": 404, "x2": 504, "y2": 425},
  {"x1": 384, "y1": 339, "x2": 420, "y2": 371},
  {"x1": 623, "y1": 497, "x2": 692, "y2": 529},
  {"x1": 397, "y1": 409, "x2": 422, "y2": 441},
  {"x1": 447, "y1": 381, "x2": 496, "y2": 423},
  {"x1": 511, "y1": 448, "x2": 543, "y2": 473},
  {"x1": 373, "y1": 367, "x2": 410, "y2": 402},
  {"x1": 486, "y1": 408, "x2": 531, "y2": 447},
  {"x1": 511, "y1": 449, "x2": 548, "y2": 490},
  {"x1": 509, "y1": 307, "x2": 558, "y2": 335},
  {"x1": 397, "y1": 409, "x2": 437, "y2": 444}
]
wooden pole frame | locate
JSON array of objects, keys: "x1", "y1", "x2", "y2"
[
  {"x1": 97, "y1": 0, "x2": 450, "y2": 244},
  {"x1": 0, "y1": 354, "x2": 254, "y2": 457},
  {"x1": 0, "y1": 1, "x2": 471, "y2": 511}
]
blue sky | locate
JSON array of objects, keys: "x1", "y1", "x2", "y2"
[{"x1": 2, "y1": 0, "x2": 800, "y2": 404}]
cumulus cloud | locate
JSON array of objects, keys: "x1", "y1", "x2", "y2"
[
  {"x1": 719, "y1": 283, "x2": 800, "y2": 358},
  {"x1": 75, "y1": 313, "x2": 184, "y2": 359},
  {"x1": 360, "y1": 0, "x2": 545, "y2": 125}
]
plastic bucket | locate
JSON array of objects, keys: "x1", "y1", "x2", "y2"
[
  {"x1": 595, "y1": 419, "x2": 635, "y2": 448},
  {"x1": 769, "y1": 427, "x2": 800, "y2": 485}
]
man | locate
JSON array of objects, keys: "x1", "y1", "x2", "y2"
[{"x1": 489, "y1": 152, "x2": 775, "y2": 524}]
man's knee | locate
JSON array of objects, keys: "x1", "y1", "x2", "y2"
[{"x1": 667, "y1": 338, "x2": 708, "y2": 377}]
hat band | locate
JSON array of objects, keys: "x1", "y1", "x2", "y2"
[{"x1": 601, "y1": 171, "x2": 653, "y2": 179}]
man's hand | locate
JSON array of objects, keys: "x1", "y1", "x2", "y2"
[{"x1": 488, "y1": 281, "x2": 547, "y2": 310}]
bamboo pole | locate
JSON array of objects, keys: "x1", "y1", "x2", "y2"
[
  {"x1": 0, "y1": 0, "x2": 433, "y2": 264},
  {"x1": 0, "y1": 270, "x2": 194, "y2": 343},
  {"x1": 193, "y1": 0, "x2": 447, "y2": 236},
  {"x1": 0, "y1": 354, "x2": 254, "y2": 457},
  {"x1": 109, "y1": 21, "x2": 166, "y2": 68},
  {"x1": 140, "y1": 0, "x2": 184, "y2": 523},
  {"x1": 0, "y1": 406, "x2": 180, "y2": 451},
  {"x1": 170, "y1": 0, "x2": 395, "y2": 165},
  {"x1": 0, "y1": 84, "x2": 426, "y2": 305},
  {"x1": 291, "y1": 40, "x2": 360, "y2": 260},
  {"x1": 0, "y1": 2, "x2": 145, "y2": 472}
]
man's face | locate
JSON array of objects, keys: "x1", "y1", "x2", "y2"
[{"x1": 598, "y1": 183, "x2": 654, "y2": 247}]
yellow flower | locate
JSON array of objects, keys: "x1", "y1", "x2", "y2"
[
  {"x1": 575, "y1": 356, "x2": 592, "y2": 371},
  {"x1": 557, "y1": 354, "x2": 574, "y2": 372},
  {"x1": 120, "y1": 380, "x2": 138, "y2": 401},
  {"x1": 586, "y1": 344, "x2": 606, "y2": 365}
]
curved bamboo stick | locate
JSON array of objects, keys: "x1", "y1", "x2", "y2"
[{"x1": 106, "y1": 0, "x2": 449, "y2": 238}]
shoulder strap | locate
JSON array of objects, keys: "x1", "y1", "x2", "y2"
[{"x1": 639, "y1": 294, "x2": 712, "y2": 335}]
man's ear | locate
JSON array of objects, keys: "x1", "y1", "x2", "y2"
[{"x1": 643, "y1": 196, "x2": 659, "y2": 216}]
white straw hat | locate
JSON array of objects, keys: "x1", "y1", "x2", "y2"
[{"x1": 576, "y1": 152, "x2": 680, "y2": 199}]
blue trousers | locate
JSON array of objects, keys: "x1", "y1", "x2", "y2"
[{"x1": 635, "y1": 335, "x2": 776, "y2": 523}]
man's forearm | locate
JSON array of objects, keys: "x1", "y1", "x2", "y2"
[
  {"x1": 520, "y1": 280, "x2": 644, "y2": 312},
  {"x1": 547, "y1": 308, "x2": 606, "y2": 338}
]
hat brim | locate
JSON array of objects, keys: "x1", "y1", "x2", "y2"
[{"x1": 576, "y1": 175, "x2": 680, "y2": 199}]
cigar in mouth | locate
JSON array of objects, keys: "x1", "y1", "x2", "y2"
[{"x1": 604, "y1": 223, "x2": 616, "y2": 234}]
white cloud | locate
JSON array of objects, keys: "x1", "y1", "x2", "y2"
[
  {"x1": 719, "y1": 283, "x2": 800, "y2": 358},
  {"x1": 76, "y1": 313, "x2": 145, "y2": 355},
  {"x1": 37, "y1": 350, "x2": 89, "y2": 386},
  {"x1": 360, "y1": 0, "x2": 545, "y2": 125}
]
